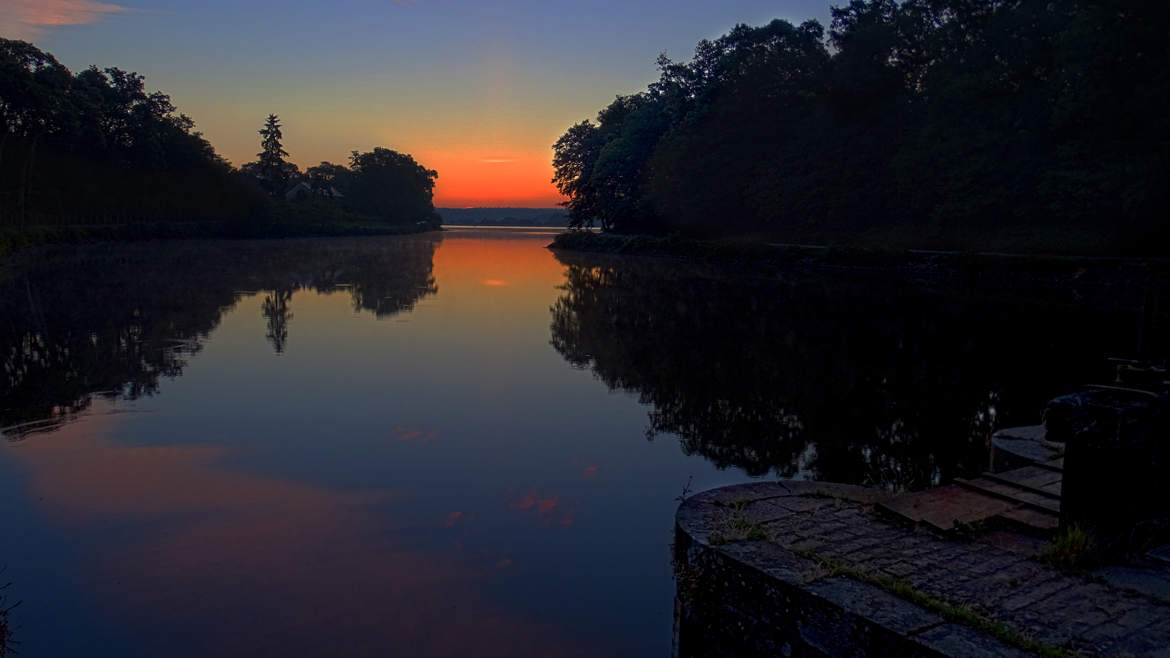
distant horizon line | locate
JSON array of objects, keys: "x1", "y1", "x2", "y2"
[{"x1": 436, "y1": 206, "x2": 566, "y2": 210}]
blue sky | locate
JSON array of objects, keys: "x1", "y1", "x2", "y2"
[{"x1": 5, "y1": 0, "x2": 835, "y2": 205}]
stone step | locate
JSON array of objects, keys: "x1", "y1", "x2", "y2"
[
  {"x1": 989, "y1": 425, "x2": 1064, "y2": 473},
  {"x1": 974, "y1": 475, "x2": 1062, "y2": 503},
  {"x1": 878, "y1": 484, "x2": 1018, "y2": 532},
  {"x1": 979, "y1": 467, "x2": 1063, "y2": 500},
  {"x1": 990, "y1": 465, "x2": 1063, "y2": 489},
  {"x1": 998, "y1": 506, "x2": 1060, "y2": 535},
  {"x1": 1040, "y1": 457, "x2": 1064, "y2": 471},
  {"x1": 956, "y1": 477, "x2": 1061, "y2": 513},
  {"x1": 1043, "y1": 454, "x2": 1071, "y2": 468}
]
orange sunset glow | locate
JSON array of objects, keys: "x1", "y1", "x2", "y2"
[
  {"x1": 4, "y1": 0, "x2": 1168, "y2": 654},
  {"x1": 418, "y1": 149, "x2": 563, "y2": 208}
]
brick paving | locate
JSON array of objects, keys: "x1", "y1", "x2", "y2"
[{"x1": 682, "y1": 482, "x2": 1170, "y2": 657}]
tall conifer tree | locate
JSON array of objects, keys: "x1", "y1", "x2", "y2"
[{"x1": 257, "y1": 113, "x2": 289, "y2": 195}]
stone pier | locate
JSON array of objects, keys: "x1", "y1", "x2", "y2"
[{"x1": 674, "y1": 481, "x2": 1170, "y2": 657}]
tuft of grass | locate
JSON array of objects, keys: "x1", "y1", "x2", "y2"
[
  {"x1": 1041, "y1": 525, "x2": 1097, "y2": 571},
  {"x1": 794, "y1": 549, "x2": 1078, "y2": 658},
  {"x1": 951, "y1": 518, "x2": 979, "y2": 539},
  {"x1": 709, "y1": 505, "x2": 769, "y2": 545}
]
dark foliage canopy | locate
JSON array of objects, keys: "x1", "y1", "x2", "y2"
[
  {"x1": 1, "y1": 40, "x2": 441, "y2": 230},
  {"x1": 344, "y1": 147, "x2": 439, "y2": 224},
  {"x1": 0, "y1": 38, "x2": 265, "y2": 225},
  {"x1": 552, "y1": 0, "x2": 1170, "y2": 253}
]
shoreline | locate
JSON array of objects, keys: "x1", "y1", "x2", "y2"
[
  {"x1": 548, "y1": 230, "x2": 1170, "y2": 268},
  {"x1": 548, "y1": 231, "x2": 1170, "y2": 313},
  {"x1": 0, "y1": 221, "x2": 441, "y2": 260}
]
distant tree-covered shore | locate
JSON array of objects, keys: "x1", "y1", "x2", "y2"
[
  {"x1": 552, "y1": 0, "x2": 1169, "y2": 255},
  {"x1": 0, "y1": 39, "x2": 440, "y2": 239},
  {"x1": 435, "y1": 207, "x2": 568, "y2": 227}
]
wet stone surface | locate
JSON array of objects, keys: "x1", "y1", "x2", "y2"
[{"x1": 675, "y1": 481, "x2": 1170, "y2": 657}]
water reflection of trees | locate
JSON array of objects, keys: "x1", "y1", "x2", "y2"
[
  {"x1": 0, "y1": 235, "x2": 439, "y2": 439},
  {"x1": 549, "y1": 254, "x2": 1159, "y2": 491},
  {"x1": 262, "y1": 289, "x2": 295, "y2": 353}
]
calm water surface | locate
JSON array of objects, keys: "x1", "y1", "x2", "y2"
[{"x1": 0, "y1": 228, "x2": 1163, "y2": 656}]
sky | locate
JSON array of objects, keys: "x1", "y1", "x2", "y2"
[{"x1": 3, "y1": 0, "x2": 833, "y2": 207}]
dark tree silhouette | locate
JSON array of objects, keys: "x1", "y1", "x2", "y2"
[
  {"x1": 0, "y1": 236, "x2": 441, "y2": 440},
  {"x1": 552, "y1": 1, "x2": 1170, "y2": 254},
  {"x1": 548, "y1": 251, "x2": 1167, "y2": 488},
  {"x1": 262, "y1": 288, "x2": 294, "y2": 353},
  {"x1": 256, "y1": 113, "x2": 291, "y2": 195},
  {"x1": 305, "y1": 161, "x2": 348, "y2": 199},
  {"x1": 0, "y1": 38, "x2": 267, "y2": 227},
  {"x1": 0, "y1": 40, "x2": 444, "y2": 233},
  {"x1": 345, "y1": 147, "x2": 439, "y2": 225}
]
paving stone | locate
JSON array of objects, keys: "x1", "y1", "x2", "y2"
[
  {"x1": 774, "y1": 496, "x2": 836, "y2": 513},
  {"x1": 1115, "y1": 606, "x2": 1165, "y2": 632},
  {"x1": 995, "y1": 574, "x2": 1075, "y2": 612},
  {"x1": 1095, "y1": 564, "x2": 1170, "y2": 604},
  {"x1": 677, "y1": 481, "x2": 1170, "y2": 657},
  {"x1": 821, "y1": 528, "x2": 858, "y2": 544},
  {"x1": 740, "y1": 499, "x2": 798, "y2": 524},
  {"x1": 975, "y1": 529, "x2": 1050, "y2": 557},
  {"x1": 807, "y1": 576, "x2": 943, "y2": 635},
  {"x1": 883, "y1": 561, "x2": 918, "y2": 579},
  {"x1": 914, "y1": 623, "x2": 1033, "y2": 658},
  {"x1": 879, "y1": 484, "x2": 1017, "y2": 531},
  {"x1": 787, "y1": 537, "x2": 825, "y2": 553}
]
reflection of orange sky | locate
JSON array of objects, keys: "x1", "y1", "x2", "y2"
[
  {"x1": 392, "y1": 424, "x2": 439, "y2": 443},
  {"x1": 510, "y1": 490, "x2": 575, "y2": 528},
  {"x1": 8, "y1": 405, "x2": 596, "y2": 658},
  {"x1": 432, "y1": 231, "x2": 565, "y2": 295}
]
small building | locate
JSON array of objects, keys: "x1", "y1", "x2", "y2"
[{"x1": 283, "y1": 181, "x2": 344, "y2": 202}]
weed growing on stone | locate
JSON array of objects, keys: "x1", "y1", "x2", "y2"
[
  {"x1": 729, "y1": 515, "x2": 768, "y2": 540},
  {"x1": 951, "y1": 518, "x2": 979, "y2": 540},
  {"x1": 1041, "y1": 525, "x2": 1097, "y2": 571},
  {"x1": 709, "y1": 510, "x2": 769, "y2": 545},
  {"x1": 794, "y1": 549, "x2": 1077, "y2": 658}
]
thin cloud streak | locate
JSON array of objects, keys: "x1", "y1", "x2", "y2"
[{"x1": 0, "y1": 0, "x2": 126, "y2": 40}]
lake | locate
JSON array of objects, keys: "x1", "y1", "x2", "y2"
[{"x1": 0, "y1": 227, "x2": 1163, "y2": 657}]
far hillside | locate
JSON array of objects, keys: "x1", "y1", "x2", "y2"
[{"x1": 437, "y1": 207, "x2": 568, "y2": 227}]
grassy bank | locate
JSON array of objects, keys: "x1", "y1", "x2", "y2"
[{"x1": 0, "y1": 219, "x2": 437, "y2": 260}]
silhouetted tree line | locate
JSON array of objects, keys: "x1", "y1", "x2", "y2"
[
  {"x1": 549, "y1": 252, "x2": 1166, "y2": 489},
  {"x1": 237, "y1": 114, "x2": 440, "y2": 225},
  {"x1": 0, "y1": 39, "x2": 439, "y2": 229},
  {"x1": 0, "y1": 236, "x2": 440, "y2": 439},
  {"x1": 0, "y1": 38, "x2": 268, "y2": 226},
  {"x1": 553, "y1": 0, "x2": 1169, "y2": 252}
]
